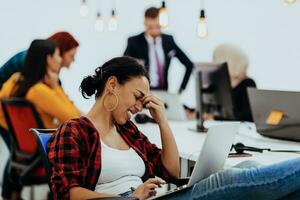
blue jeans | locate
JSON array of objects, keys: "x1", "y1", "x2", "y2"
[{"x1": 164, "y1": 158, "x2": 300, "y2": 200}]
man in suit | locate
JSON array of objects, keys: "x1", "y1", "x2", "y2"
[{"x1": 124, "y1": 7, "x2": 194, "y2": 93}]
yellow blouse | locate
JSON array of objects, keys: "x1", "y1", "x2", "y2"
[{"x1": 0, "y1": 73, "x2": 81, "y2": 129}]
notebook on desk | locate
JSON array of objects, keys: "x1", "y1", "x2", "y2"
[
  {"x1": 248, "y1": 88, "x2": 300, "y2": 142},
  {"x1": 149, "y1": 122, "x2": 240, "y2": 199}
]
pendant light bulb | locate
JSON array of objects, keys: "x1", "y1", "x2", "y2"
[
  {"x1": 159, "y1": 1, "x2": 169, "y2": 27},
  {"x1": 80, "y1": 0, "x2": 89, "y2": 17},
  {"x1": 285, "y1": 0, "x2": 296, "y2": 4},
  {"x1": 95, "y1": 12, "x2": 104, "y2": 32},
  {"x1": 197, "y1": 9, "x2": 208, "y2": 38},
  {"x1": 108, "y1": 10, "x2": 118, "y2": 31}
]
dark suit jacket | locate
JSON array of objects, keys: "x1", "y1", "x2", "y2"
[{"x1": 124, "y1": 32, "x2": 194, "y2": 91}]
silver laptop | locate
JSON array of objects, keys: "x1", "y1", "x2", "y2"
[
  {"x1": 151, "y1": 122, "x2": 240, "y2": 199},
  {"x1": 152, "y1": 90, "x2": 187, "y2": 121},
  {"x1": 248, "y1": 88, "x2": 300, "y2": 142}
]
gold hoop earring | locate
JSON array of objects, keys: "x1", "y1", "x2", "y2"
[{"x1": 103, "y1": 91, "x2": 119, "y2": 112}]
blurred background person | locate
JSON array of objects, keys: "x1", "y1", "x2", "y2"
[
  {"x1": 124, "y1": 7, "x2": 194, "y2": 94},
  {"x1": 0, "y1": 31, "x2": 79, "y2": 89},
  {"x1": 0, "y1": 39, "x2": 81, "y2": 200},
  {"x1": 0, "y1": 31, "x2": 80, "y2": 151},
  {"x1": 213, "y1": 43, "x2": 256, "y2": 122}
]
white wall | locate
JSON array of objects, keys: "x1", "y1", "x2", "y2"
[{"x1": 1, "y1": 0, "x2": 299, "y2": 112}]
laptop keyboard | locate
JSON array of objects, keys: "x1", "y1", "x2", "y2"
[{"x1": 150, "y1": 184, "x2": 189, "y2": 199}]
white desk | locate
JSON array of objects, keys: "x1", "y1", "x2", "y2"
[
  {"x1": 136, "y1": 120, "x2": 300, "y2": 177},
  {"x1": 0, "y1": 120, "x2": 299, "y2": 198}
]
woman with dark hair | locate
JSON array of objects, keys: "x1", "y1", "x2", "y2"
[
  {"x1": 0, "y1": 39, "x2": 80, "y2": 200},
  {"x1": 14, "y1": 39, "x2": 59, "y2": 97},
  {"x1": 48, "y1": 56, "x2": 300, "y2": 200},
  {"x1": 0, "y1": 39, "x2": 80, "y2": 129}
]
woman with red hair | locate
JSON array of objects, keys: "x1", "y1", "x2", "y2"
[{"x1": 48, "y1": 32, "x2": 79, "y2": 69}]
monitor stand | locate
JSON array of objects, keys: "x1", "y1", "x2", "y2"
[
  {"x1": 195, "y1": 111, "x2": 208, "y2": 133},
  {"x1": 195, "y1": 71, "x2": 208, "y2": 133},
  {"x1": 196, "y1": 123, "x2": 207, "y2": 133},
  {"x1": 188, "y1": 123, "x2": 207, "y2": 133}
]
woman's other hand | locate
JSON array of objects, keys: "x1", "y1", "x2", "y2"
[{"x1": 132, "y1": 177, "x2": 166, "y2": 200}]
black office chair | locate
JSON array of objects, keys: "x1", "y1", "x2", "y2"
[{"x1": 1, "y1": 98, "x2": 48, "y2": 200}]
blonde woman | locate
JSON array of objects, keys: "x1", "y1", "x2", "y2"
[{"x1": 213, "y1": 43, "x2": 256, "y2": 122}]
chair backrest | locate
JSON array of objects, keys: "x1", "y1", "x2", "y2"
[
  {"x1": 39, "y1": 133, "x2": 52, "y2": 153},
  {"x1": 1, "y1": 98, "x2": 45, "y2": 155},
  {"x1": 30, "y1": 128, "x2": 56, "y2": 194}
]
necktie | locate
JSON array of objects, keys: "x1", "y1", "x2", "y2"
[{"x1": 153, "y1": 39, "x2": 164, "y2": 88}]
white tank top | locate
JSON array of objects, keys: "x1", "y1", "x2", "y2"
[{"x1": 95, "y1": 140, "x2": 146, "y2": 195}]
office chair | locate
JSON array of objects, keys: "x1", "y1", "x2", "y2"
[
  {"x1": 30, "y1": 128, "x2": 55, "y2": 200},
  {"x1": 1, "y1": 98, "x2": 47, "y2": 200}
]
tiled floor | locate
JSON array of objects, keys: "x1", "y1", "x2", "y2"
[
  {"x1": 0, "y1": 185, "x2": 49, "y2": 200},
  {"x1": 21, "y1": 185, "x2": 49, "y2": 200},
  {"x1": 0, "y1": 136, "x2": 9, "y2": 187}
]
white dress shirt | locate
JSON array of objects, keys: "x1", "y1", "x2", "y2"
[{"x1": 145, "y1": 34, "x2": 165, "y2": 88}]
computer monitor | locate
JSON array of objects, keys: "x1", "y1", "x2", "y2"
[{"x1": 195, "y1": 62, "x2": 235, "y2": 131}]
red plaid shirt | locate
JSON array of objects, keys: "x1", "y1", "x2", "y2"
[{"x1": 47, "y1": 116, "x2": 173, "y2": 200}]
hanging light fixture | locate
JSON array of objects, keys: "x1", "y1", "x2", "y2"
[
  {"x1": 197, "y1": 9, "x2": 208, "y2": 38},
  {"x1": 159, "y1": 1, "x2": 169, "y2": 27},
  {"x1": 285, "y1": 0, "x2": 296, "y2": 4},
  {"x1": 108, "y1": 9, "x2": 118, "y2": 31},
  {"x1": 80, "y1": 0, "x2": 89, "y2": 17},
  {"x1": 95, "y1": 12, "x2": 104, "y2": 32}
]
